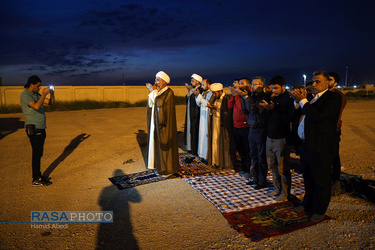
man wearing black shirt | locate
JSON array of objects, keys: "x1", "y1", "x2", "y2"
[{"x1": 260, "y1": 76, "x2": 293, "y2": 201}]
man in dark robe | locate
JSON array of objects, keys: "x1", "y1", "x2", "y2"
[
  {"x1": 146, "y1": 71, "x2": 179, "y2": 175},
  {"x1": 184, "y1": 73, "x2": 202, "y2": 155}
]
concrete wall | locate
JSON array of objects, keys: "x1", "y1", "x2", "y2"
[{"x1": 0, "y1": 85, "x2": 190, "y2": 106}]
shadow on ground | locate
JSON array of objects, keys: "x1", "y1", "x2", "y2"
[
  {"x1": 97, "y1": 169, "x2": 142, "y2": 249},
  {"x1": 0, "y1": 117, "x2": 24, "y2": 140},
  {"x1": 43, "y1": 133, "x2": 90, "y2": 178}
]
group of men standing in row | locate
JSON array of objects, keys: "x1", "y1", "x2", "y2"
[
  {"x1": 184, "y1": 74, "x2": 294, "y2": 200},
  {"x1": 180, "y1": 71, "x2": 345, "y2": 223},
  {"x1": 22, "y1": 70, "x2": 346, "y2": 224},
  {"x1": 145, "y1": 70, "x2": 345, "y2": 223}
]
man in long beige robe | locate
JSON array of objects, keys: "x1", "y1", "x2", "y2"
[
  {"x1": 146, "y1": 71, "x2": 179, "y2": 175},
  {"x1": 207, "y1": 83, "x2": 236, "y2": 169}
]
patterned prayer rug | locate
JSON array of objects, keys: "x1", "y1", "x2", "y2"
[
  {"x1": 222, "y1": 201, "x2": 330, "y2": 241},
  {"x1": 109, "y1": 169, "x2": 166, "y2": 190},
  {"x1": 178, "y1": 152, "x2": 235, "y2": 177},
  {"x1": 182, "y1": 170, "x2": 305, "y2": 213}
]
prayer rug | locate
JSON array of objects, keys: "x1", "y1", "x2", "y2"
[
  {"x1": 178, "y1": 152, "x2": 235, "y2": 177},
  {"x1": 109, "y1": 169, "x2": 166, "y2": 190},
  {"x1": 182, "y1": 171, "x2": 304, "y2": 213},
  {"x1": 222, "y1": 201, "x2": 330, "y2": 241}
]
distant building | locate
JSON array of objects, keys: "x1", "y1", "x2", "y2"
[
  {"x1": 341, "y1": 84, "x2": 375, "y2": 95},
  {"x1": 359, "y1": 84, "x2": 375, "y2": 90}
]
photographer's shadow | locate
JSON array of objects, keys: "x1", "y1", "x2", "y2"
[
  {"x1": 43, "y1": 133, "x2": 90, "y2": 178},
  {"x1": 97, "y1": 169, "x2": 142, "y2": 249}
]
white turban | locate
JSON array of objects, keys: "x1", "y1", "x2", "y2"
[
  {"x1": 210, "y1": 83, "x2": 223, "y2": 92},
  {"x1": 191, "y1": 73, "x2": 203, "y2": 83},
  {"x1": 156, "y1": 71, "x2": 170, "y2": 84}
]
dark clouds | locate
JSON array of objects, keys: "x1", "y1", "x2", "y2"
[{"x1": 1, "y1": 0, "x2": 375, "y2": 86}]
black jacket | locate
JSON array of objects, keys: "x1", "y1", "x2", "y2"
[
  {"x1": 241, "y1": 91, "x2": 270, "y2": 128},
  {"x1": 303, "y1": 90, "x2": 341, "y2": 153},
  {"x1": 266, "y1": 91, "x2": 294, "y2": 139}
]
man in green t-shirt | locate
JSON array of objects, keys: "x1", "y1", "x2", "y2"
[{"x1": 20, "y1": 75, "x2": 55, "y2": 187}]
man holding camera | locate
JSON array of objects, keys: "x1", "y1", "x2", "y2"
[{"x1": 20, "y1": 75, "x2": 54, "y2": 187}]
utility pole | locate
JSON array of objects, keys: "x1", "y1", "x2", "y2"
[{"x1": 345, "y1": 66, "x2": 348, "y2": 87}]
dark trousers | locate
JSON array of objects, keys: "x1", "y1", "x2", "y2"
[
  {"x1": 27, "y1": 130, "x2": 46, "y2": 180},
  {"x1": 300, "y1": 143, "x2": 335, "y2": 215},
  {"x1": 190, "y1": 123, "x2": 199, "y2": 156},
  {"x1": 234, "y1": 127, "x2": 251, "y2": 173},
  {"x1": 331, "y1": 131, "x2": 342, "y2": 182},
  {"x1": 248, "y1": 128, "x2": 267, "y2": 185}
]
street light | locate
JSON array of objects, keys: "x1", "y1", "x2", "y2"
[{"x1": 303, "y1": 74, "x2": 306, "y2": 85}]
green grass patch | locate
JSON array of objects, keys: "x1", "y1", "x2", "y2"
[
  {"x1": 0, "y1": 105, "x2": 22, "y2": 114},
  {"x1": 0, "y1": 96, "x2": 187, "y2": 114}
]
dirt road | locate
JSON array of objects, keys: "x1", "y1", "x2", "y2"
[{"x1": 0, "y1": 101, "x2": 374, "y2": 249}]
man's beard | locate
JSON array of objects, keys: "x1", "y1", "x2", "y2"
[{"x1": 240, "y1": 86, "x2": 250, "y2": 93}]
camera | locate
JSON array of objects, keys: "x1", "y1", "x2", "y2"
[{"x1": 49, "y1": 86, "x2": 54, "y2": 91}]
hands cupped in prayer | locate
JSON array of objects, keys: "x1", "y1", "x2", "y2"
[{"x1": 288, "y1": 89, "x2": 307, "y2": 102}]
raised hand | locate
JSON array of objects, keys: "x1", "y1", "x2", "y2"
[
  {"x1": 146, "y1": 83, "x2": 156, "y2": 92},
  {"x1": 185, "y1": 83, "x2": 193, "y2": 90},
  {"x1": 235, "y1": 87, "x2": 248, "y2": 97},
  {"x1": 289, "y1": 88, "x2": 307, "y2": 102},
  {"x1": 229, "y1": 86, "x2": 237, "y2": 96},
  {"x1": 191, "y1": 87, "x2": 200, "y2": 96}
]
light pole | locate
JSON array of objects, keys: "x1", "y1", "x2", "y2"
[
  {"x1": 345, "y1": 66, "x2": 348, "y2": 88},
  {"x1": 303, "y1": 74, "x2": 306, "y2": 85}
]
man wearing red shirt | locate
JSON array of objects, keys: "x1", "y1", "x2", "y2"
[{"x1": 228, "y1": 77, "x2": 251, "y2": 175}]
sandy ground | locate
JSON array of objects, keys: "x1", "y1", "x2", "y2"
[{"x1": 0, "y1": 100, "x2": 374, "y2": 249}]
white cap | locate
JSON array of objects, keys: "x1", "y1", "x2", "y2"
[
  {"x1": 210, "y1": 83, "x2": 223, "y2": 91},
  {"x1": 156, "y1": 71, "x2": 170, "y2": 84},
  {"x1": 191, "y1": 73, "x2": 203, "y2": 83}
]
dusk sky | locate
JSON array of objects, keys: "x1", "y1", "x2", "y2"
[{"x1": 1, "y1": 0, "x2": 375, "y2": 87}]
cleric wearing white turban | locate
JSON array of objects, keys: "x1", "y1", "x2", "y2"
[
  {"x1": 191, "y1": 73, "x2": 203, "y2": 84},
  {"x1": 210, "y1": 83, "x2": 223, "y2": 92},
  {"x1": 146, "y1": 71, "x2": 179, "y2": 175},
  {"x1": 156, "y1": 71, "x2": 170, "y2": 84},
  {"x1": 208, "y1": 82, "x2": 236, "y2": 169},
  {"x1": 185, "y1": 73, "x2": 203, "y2": 155}
]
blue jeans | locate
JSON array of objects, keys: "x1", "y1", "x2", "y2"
[{"x1": 248, "y1": 128, "x2": 267, "y2": 185}]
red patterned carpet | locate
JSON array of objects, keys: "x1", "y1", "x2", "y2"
[
  {"x1": 179, "y1": 154, "x2": 329, "y2": 241},
  {"x1": 223, "y1": 201, "x2": 330, "y2": 241}
]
